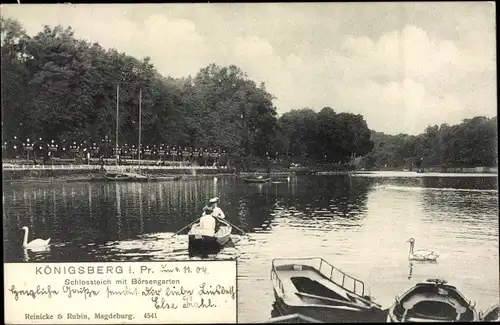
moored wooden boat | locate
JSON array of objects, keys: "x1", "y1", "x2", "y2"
[
  {"x1": 270, "y1": 257, "x2": 384, "y2": 323},
  {"x1": 105, "y1": 171, "x2": 169, "y2": 182},
  {"x1": 89, "y1": 175, "x2": 107, "y2": 181},
  {"x1": 105, "y1": 173, "x2": 133, "y2": 181},
  {"x1": 260, "y1": 313, "x2": 324, "y2": 323},
  {"x1": 188, "y1": 218, "x2": 232, "y2": 256},
  {"x1": 244, "y1": 176, "x2": 271, "y2": 183},
  {"x1": 271, "y1": 175, "x2": 291, "y2": 183},
  {"x1": 147, "y1": 175, "x2": 182, "y2": 181},
  {"x1": 387, "y1": 278, "x2": 479, "y2": 322},
  {"x1": 480, "y1": 304, "x2": 499, "y2": 322}
]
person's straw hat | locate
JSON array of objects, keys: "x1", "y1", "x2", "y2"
[{"x1": 209, "y1": 197, "x2": 219, "y2": 204}]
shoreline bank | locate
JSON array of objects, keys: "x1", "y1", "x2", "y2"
[{"x1": 2, "y1": 164, "x2": 497, "y2": 183}]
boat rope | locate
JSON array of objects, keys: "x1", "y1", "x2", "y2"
[{"x1": 401, "y1": 308, "x2": 409, "y2": 322}]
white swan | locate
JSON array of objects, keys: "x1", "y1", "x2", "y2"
[
  {"x1": 407, "y1": 238, "x2": 439, "y2": 261},
  {"x1": 213, "y1": 176, "x2": 218, "y2": 182},
  {"x1": 287, "y1": 175, "x2": 291, "y2": 182},
  {"x1": 21, "y1": 226, "x2": 51, "y2": 249}
]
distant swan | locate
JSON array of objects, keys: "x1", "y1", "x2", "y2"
[
  {"x1": 407, "y1": 238, "x2": 439, "y2": 261},
  {"x1": 21, "y1": 226, "x2": 51, "y2": 249},
  {"x1": 213, "y1": 176, "x2": 218, "y2": 182},
  {"x1": 287, "y1": 175, "x2": 291, "y2": 182}
]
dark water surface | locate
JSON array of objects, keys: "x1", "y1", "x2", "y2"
[{"x1": 3, "y1": 173, "x2": 499, "y2": 322}]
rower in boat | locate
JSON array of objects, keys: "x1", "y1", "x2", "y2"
[
  {"x1": 208, "y1": 197, "x2": 226, "y2": 219},
  {"x1": 198, "y1": 206, "x2": 216, "y2": 236},
  {"x1": 202, "y1": 197, "x2": 226, "y2": 233}
]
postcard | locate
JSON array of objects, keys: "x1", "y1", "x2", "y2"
[{"x1": 2, "y1": 2, "x2": 498, "y2": 324}]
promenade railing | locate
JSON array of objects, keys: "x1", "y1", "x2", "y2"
[{"x1": 2, "y1": 164, "x2": 221, "y2": 171}]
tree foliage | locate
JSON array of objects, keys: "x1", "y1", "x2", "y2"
[
  {"x1": 1, "y1": 18, "x2": 279, "y2": 161},
  {"x1": 277, "y1": 107, "x2": 373, "y2": 164},
  {"x1": 1, "y1": 17, "x2": 495, "y2": 168},
  {"x1": 360, "y1": 117, "x2": 497, "y2": 169}
]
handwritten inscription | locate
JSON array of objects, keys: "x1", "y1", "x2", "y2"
[
  {"x1": 106, "y1": 286, "x2": 139, "y2": 298},
  {"x1": 9, "y1": 285, "x2": 59, "y2": 301},
  {"x1": 199, "y1": 283, "x2": 236, "y2": 299},
  {"x1": 62, "y1": 286, "x2": 100, "y2": 299},
  {"x1": 5, "y1": 261, "x2": 237, "y2": 323}
]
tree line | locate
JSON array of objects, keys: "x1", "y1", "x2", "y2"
[
  {"x1": 1, "y1": 17, "x2": 373, "y2": 166},
  {"x1": 1, "y1": 17, "x2": 496, "y2": 169},
  {"x1": 360, "y1": 116, "x2": 497, "y2": 169}
]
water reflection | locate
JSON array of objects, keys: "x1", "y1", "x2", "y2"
[
  {"x1": 23, "y1": 246, "x2": 51, "y2": 262},
  {"x1": 421, "y1": 176, "x2": 498, "y2": 191},
  {"x1": 268, "y1": 176, "x2": 370, "y2": 234},
  {"x1": 2, "y1": 174, "x2": 498, "y2": 322},
  {"x1": 3, "y1": 176, "x2": 372, "y2": 262},
  {"x1": 407, "y1": 261, "x2": 439, "y2": 280}
]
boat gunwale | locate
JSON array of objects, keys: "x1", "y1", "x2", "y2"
[
  {"x1": 480, "y1": 303, "x2": 499, "y2": 321},
  {"x1": 260, "y1": 313, "x2": 324, "y2": 323},
  {"x1": 291, "y1": 292, "x2": 374, "y2": 311},
  {"x1": 188, "y1": 226, "x2": 232, "y2": 237},
  {"x1": 387, "y1": 280, "x2": 479, "y2": 322},
  {"x1": 271, "y1": 257, "x2": 367, "y2": 298},
  {"x1": 243, "y1": 177, "x2": 271, "y2": 183},
  {"x1": 188, "y1": 218, "x2": 232, "y2": 240}
]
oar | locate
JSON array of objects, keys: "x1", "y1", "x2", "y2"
[
  {"x1": 171, "y1": 218, "x2": 200, "y2": 238},
  {"x1": 217, "y1": 217, "x2": 249, "y2": 236}
]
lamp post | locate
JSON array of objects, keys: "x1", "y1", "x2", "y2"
[
  {"x1": 25, "y1": 138, "x2": 32, "y2": 160},
  {"x1": 73, "y1": 141, "x2": 77, "y2": 160},
  {"x1": 10, "y1": 136, "x2": 24, "y2": 159}
]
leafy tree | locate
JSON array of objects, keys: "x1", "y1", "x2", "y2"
[{"x1": 3, "y1": 17, "x2": 494, "y2": 169}]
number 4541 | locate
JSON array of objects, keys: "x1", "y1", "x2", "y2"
[{"x1": 144, "y1": 313, "x2": 157, "y2": 319}]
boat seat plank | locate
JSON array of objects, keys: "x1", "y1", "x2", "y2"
[
  {"x1": 276, "y1": 269, "x2": 359, "y2": 305},
  {"x1": 402, "y1": 293, "x2": 463, "y2": 311},
  {"x1": 405, "y1": 317, "x2": 451, "y2": 322},
  {"x1": 295, "y1": 292, "x2": 367, "y2": 310}
]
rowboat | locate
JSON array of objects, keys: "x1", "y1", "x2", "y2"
[
  {"x1": 147, "y1": 175, "x2": 182, "y2": 181},
  {"x1": 387, "y1": 278, "x2": 479, "y2": 322},
  {"x1": 261, "y1": 314, "x2": 324, "y2": 323},
  {"x1": 105, "y1": 172, "x2": 179, "y2": 182},
  {"x1": 270, "y1": 257, "x2": 385, "y2": 323},
  {"x1": 244, "y1": 176, "x2": 271, "y2": 183},
  {"x1": 480, "y1": 304, "x2": 499, "y2": 322},
  {"x1": 188, "y1": 218, "x2": 232, "y2": 256},
  {"x1": 105, "y1": 173, "x2": 133, "y2": 181}
]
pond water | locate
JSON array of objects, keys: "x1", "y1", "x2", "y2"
[{"x1": 2, "y1": 173, "x2": 498, "y2": 322}]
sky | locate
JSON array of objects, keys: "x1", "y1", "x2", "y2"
[{"x1": 1, "y1": 2, "x2": 497, "y2": 135}]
